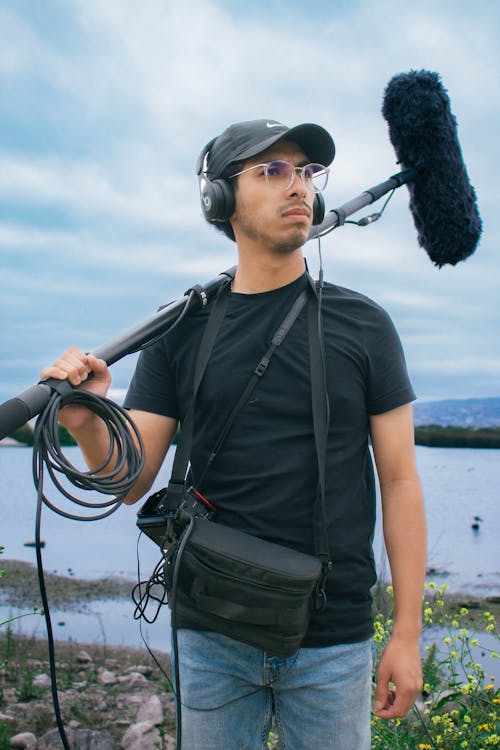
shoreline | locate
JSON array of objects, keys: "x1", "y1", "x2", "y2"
[
  {"x1": 4, "y1": 423, "x2": 500, "y2": 450},
  {"x1": 2, "y1": 557, "x2": 500, "y2": 626},
  {"x1": 0, "y1": 558, "x2": 135, "y2": 611}
]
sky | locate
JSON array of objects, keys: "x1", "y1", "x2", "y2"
[{"x1": 0, "y1": 0, "x2": 499, "y2": 406}]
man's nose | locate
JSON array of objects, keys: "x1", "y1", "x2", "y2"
[{"x1": 289, "y1": 169, "x2": 308, "y2": 197}]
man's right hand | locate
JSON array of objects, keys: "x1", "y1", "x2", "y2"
[{"x1": 40, "y1": 347, "x2": 112, "y2": 432}]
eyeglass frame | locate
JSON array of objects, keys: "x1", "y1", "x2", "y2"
[{"x1": 228, "y1": 160, "x2": 330, "y2": 193}]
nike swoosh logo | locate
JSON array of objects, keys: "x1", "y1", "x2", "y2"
[{"x1": 266, "y1": 122, "x2": 282, "y2": 128}]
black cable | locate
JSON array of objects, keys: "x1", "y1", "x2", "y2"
[
  {"x1": 31, "y1": 386, "x2": 145, "y2": 748},
  {"x1": 138, "y1": 289, "x2": 197, "y2": 352},
  {"x1": 168, "y1": 514, "x2": 195, "y2": 750},
  {"x1": 34, "y1": 491, "x2": 69, "y2": 749},
  {"x1": 345, "y1": 188, "x2": 396, "y2": 227},
  {"x1": 33, "y1": 388, "x2": 144, "y2": 519},
  {"x1": 134, "y1": 533, "x2": 176, "y2": 693},
  {"x1": 132, "y1": 554, "x2": 169, "y2": 624}
]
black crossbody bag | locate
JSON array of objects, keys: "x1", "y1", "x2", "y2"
[{"x1": 137, "y1": 277, "x2": 332, "y2": 658}]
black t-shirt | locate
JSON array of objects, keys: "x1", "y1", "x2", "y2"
[{"x1": 125, "y1": 273, "x2": 416, "y2": 646}]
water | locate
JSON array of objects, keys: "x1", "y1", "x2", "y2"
[
  {"x1": 0, "y1": 446, "x2": 174, "y2": 651},
  {"x1": 376, "y1": 446, "x2": 500, "y2": 594},
  {"x1": 0, "y1": 445, "x2": 499, "y2": 652}
]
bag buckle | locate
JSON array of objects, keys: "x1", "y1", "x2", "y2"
[{"x1": 312, "y1": 561, "x2": 332, "y2": 612}]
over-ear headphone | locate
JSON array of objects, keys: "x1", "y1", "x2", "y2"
[
  {"x1": 196, "y1": 140, "x2": 326, "y2": 226},
  {"x1": 196, "y1": 139, "x2": 235, "y2": 223}
]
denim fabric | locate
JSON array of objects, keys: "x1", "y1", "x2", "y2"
[{"x1": 174, "y1": 629, "x2": 372, "y2": 750}]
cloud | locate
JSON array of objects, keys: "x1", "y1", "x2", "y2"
[{"x1": 0, "y1": 0, "x2": 499, "y2": 403}]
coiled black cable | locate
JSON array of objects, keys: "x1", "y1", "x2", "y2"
[
  {"x1": 32, "y1": 384, "x2": 145, "y2": 749},
  {"x1": 33, "y1": 386, "x2": 144, "y2": 519}
]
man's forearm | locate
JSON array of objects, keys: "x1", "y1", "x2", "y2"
[
  {"x1": 66, "y1": 410, "x2": 117, "y2": 473},
  {"x1": 382, "y1": 477, "x2": 426, "y2": 636}
]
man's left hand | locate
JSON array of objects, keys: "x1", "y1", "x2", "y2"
[{"x1": 373, "y1": 635, "x2": 423, "y2": 719}]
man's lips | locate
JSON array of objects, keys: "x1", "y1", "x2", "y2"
[{"x1": 281, "y1": 203, "x2": 311, "y2": 220}]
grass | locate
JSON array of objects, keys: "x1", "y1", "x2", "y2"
[
  {"x1": 0, "y1": 545, "x2": 177, "y2": 746},
  {"x1": 1, "y1": 541, "x2": 499, "y2": 748},
  {"x1": 0, "y1": 629, "x2": 176, "y2": 745},
  {"x1": 371, "y1": 583, "x2": 500, "y2": 749}
]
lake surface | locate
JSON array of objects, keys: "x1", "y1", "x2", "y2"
[{"x1": 0, "y1": 445, "x2": 499, "y2": 652}]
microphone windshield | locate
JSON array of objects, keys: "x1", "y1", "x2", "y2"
[{"x1": 382, "y1": 70, "x2": 482, "y2": 267}]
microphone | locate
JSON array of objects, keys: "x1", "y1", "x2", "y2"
[{"x1": 382, "y1": 69, "x2": 482, "y2": 267}]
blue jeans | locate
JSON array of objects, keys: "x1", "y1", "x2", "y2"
[{"x1": 174, "y1": 629, "x2": 372, "y2": 749}]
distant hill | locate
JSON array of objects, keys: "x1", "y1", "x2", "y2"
[{"x1": 413, "y1": 397, "x2": 500, "y2": 427}]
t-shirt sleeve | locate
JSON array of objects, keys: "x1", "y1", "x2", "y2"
[
  {"x1": 364, "y1": 306, "x2": 416, "y2": 415},
  {"x1": 123, "y1": 338, "x2": 179, "y2": 419}
]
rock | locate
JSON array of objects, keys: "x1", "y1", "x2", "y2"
[
  {"x1": 37, "y1": 728, "x2": 114, "y2": 749},
  {"x1": 119, "y1": 694, "x2": 144, "y2": 710},
  {"x1": 33, "y1": 674, "x2": 52, "y2": 689},
  {"x1": 117, "y1": 672, "x2": 148, "y2": 688},
  {"x1": 120, "y1": 721, "x2": 161, "y2": 750},
  {"x1": 124, "y1": 665, "x2": 153, "y2": 677},
  {"x1": 136, "y1": 694, "x2": 163, "y2": 725},
  {"x1": 97, "y1": 668, "x2": 117, "y2": 686},
  {"x1": 76, "y1": 651, "x2": 93, "y2": 664},
  {"x1": 120, "y1": 721, "x2": 176, "y2": 750},
  {"x1": 9, "y1": 732, "x2": 37, "y2": 748}
]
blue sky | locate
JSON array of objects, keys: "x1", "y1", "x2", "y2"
[{"x1": 0, "y1": 0, "x2": 498, "y2": 404}]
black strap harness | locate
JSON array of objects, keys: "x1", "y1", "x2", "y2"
[{"x1": 167, "y1": 273, "x2": 332, "y2": 598}]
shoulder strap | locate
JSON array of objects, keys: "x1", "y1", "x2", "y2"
[
  {"x1": 168, "y1": 278, "x2": 332, "y2": 595},
  {"x1": 169, "y1": 282, "x2": 308, "y2": 490},
  {"x1": 196, "y1": 287, "x2": 309, "y2": 488},
  {"x1": 168, "y1": 278, "x2": 231, "y2": 489},
  {"x1": 308, "y1": 289, "x2": 333, "y2": 604}
]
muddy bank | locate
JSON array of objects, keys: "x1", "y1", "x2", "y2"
[{"x1": 0, "y1": 558, "x2": 136, "y2": 611}]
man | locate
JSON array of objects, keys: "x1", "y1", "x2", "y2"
[{"x1": 41, "y1": 118, "x2": 426, "y2": 749}]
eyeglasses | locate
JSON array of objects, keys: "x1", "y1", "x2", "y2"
[{"x1": 229, "y1": 160, "x2": 329, "y2": 193}]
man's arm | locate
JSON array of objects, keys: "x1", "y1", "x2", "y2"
[
  {"x1": 40, "y1": 348, "x2": 178, "y2": 505},
  {"x1": 370, "y1": 403, "x2": 426, "y2": 719}
]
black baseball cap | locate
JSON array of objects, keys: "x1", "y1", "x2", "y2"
[{"x1": 200, "y1": 118, "x2": 335, "y2": 179}]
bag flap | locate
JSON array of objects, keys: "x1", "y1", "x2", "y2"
[{"x1": 188, "y1": 519, "x2": 321, "y2": 581}]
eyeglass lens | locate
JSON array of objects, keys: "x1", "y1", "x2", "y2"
[{"x1": 266, "y1": 161, "x2": 328, "y2": 192}]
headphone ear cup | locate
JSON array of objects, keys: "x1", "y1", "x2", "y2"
[
  {"x1": 312, "y1": 192, "x2": 325, "y2": 226},
  {"x1": 199, "y1": 177, "x2": 235, "y2": 222}
]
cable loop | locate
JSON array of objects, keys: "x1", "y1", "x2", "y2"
[{"x1": 32, "y1": 387, "x2": 145, "y2": 521}]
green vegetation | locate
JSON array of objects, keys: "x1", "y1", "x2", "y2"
[
  {"x1": 7, "y1": 423, "x2": 76, "y2": 446},
  {"x1": 8, "y1": 423, "x2": 34, "y2": 445},
  {"x1": 0, "y1": 632, "x2": 176, "y2": 745},
  {"x1": 4, "y1": 422, "x2": 500, "y2": 449},
  {"x1": 0, "y1": 549, "x2": 43, "y2": 629},
  {"x1": 371, "y1": 583, "x2": 500, "y2": 749},
  {"x1": 415, "y1": 425, "x2": 500, "y2": 449},
  {"x1": 2, "y1": 549, "x2": 499, "y2": 747},
  {"x1": 1, "y1": 547, "x2": 44, "y2": 746}
]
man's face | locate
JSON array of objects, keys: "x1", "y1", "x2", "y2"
[{"x1": 231, "y1": 140, "x2": 316, "y2": 254}]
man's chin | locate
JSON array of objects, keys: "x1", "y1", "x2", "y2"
[{"x1": 271, "y1": 226, "x2": 309, "y2": 254}]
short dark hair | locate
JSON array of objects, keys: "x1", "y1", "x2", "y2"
[{"x1": 207, "y1": 161, "x2": 243, "y2": 243}]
